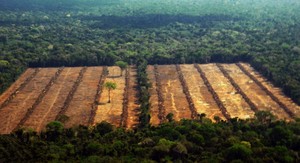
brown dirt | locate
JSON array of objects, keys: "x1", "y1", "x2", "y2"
[
  {"x1": 0, "y1": 68, "x2": 58, "y2": 134},
  {"x1": 200, "y1": 64, "x2": 255, "y2": 119},
  {"x1": 126, "y1": 66, "x2": 140, "y2": 128},
  {"x1": 94, "y1": 66, "x2": 125, "y2": 127},
  {"x1": 63, "y1": 67, "x2": 103, "y2": 128},
  {"x1": 147, "y1": 66, "x2": 161, "y2": 126},
  {"x1": 22, "y1": 68, "x2": 81, "y2": 132},
  {"x1": 0, "y1": 68, "x2": 35, "y2": 106},
  {"x1": 240, "y1": 63, "x2": 299, "y2": 119},
  {"x1": 181, "y1": 64, "x2": 225, "y2": 121},
  {"x1": 222, "y1": 64, "x2": 291, "y2": 120},
  {"x1": 1, "y1": 64, "x2": 299, "y2": 133},
  {"x1": 157, "y1": 65, "x2": 191, "y2": 121}
]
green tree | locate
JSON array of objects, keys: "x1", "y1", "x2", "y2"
[
  {"x1": 115, "y1": 61, "x2": 128, "y2": 76},
  {"x1": 166, "y1": 113, "x2": 174, "y2": 122},
  {"x1": 104, "y1": 82, "x2": 117, "y2": 103},
  {"x1": 45, "y1": 121, "x2": 64, "y2": 141},
  {"x1": 255, "y1": 111, "x2": 276, "y2": 125},
  {"x1": 0, "y1": 60, "x2": 9, "y2": 71},
  {"x1": 226, "y1": 143, "x2": 252, "y2": 161},
  {"x1": 95, "y1": 121, "x2": 114, "y2": 136}
]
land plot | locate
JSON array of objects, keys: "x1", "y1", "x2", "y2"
[
  {"x1": 200, "y1": 64, "x2": 255, "y2": 119},
  {"x1": 0, "y1": 68, "x2": 36, "y2": 106},
  {"x1": 126, "y1": 66, "x2": 140, "y2": 128},
  {"x1": 147, "y1": 66, "x2": 160, "y2": 125},
  {"x1": 157, "y1": 65, "x2": 191, "y2": 121},
  {"x1": 94, "y1": 66, "x2": 125, "y2": 127},
  {"x1": 64, "y1": 67, "x2": 103, "y2": 128},
  {"x1": 181, "y1": 64, "x2": 225, "y2": 120},
  {"x1": 22, "y1": 68, "x2": 81, "y2": 132},
  {"x1": 223, "y1": 64, "x2": 291, "y2": 120},
  {"x1": 240, "y1": 63, "x2": 300, "y2": 118},
  {"x1": 0, "y1": 68, "x2": 58, "y2": 134}
]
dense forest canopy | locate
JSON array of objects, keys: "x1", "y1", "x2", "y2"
[
  {"x1": 1, "y1": 0, "x2": 299, "y2": 103},
  {"x1": 1, "y1": 114, "x2": 300, "y2": 162}
]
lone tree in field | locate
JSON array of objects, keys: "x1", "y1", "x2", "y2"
[
  {"x1": 104, "y1": 82, "x2": 117, "y2": 103},
  {"x1": 115, "y1": 61, "x2": 128, "y2": 76}
]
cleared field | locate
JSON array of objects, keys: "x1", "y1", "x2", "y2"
[
  {"x1": 0, "y1": 68, "x2": 58, "y2": 134},
  {"x1": 22, "y1": 68, "x2": 81, "y2": 132},
  {"x1": 94, "y1": 66, "x2": 125, "y2": 127},
  {"x1": 199, "y1": 64, "x2": 255, "y2": 119},
  {"x1": 153, "y1": 65, "x2": 191, "y2": 121},
  {"x1": 180, "y1": 64, "x2": 225, "y2": 120},
  {"x1": 239, "y1": 63, "x2": 300, "y2": 118},
  {"x1": 0, "y1": 68, "x2": 38, "y2": 109},
  {"x1": 222, "y1": 64, "x2": 291, "y2": 120},
  {"x1": 63, "y1": 67, "x2": 103, "y2": 128},
  {"x1": 0, "y1": 64, "x2": 299, "y2": 133}
]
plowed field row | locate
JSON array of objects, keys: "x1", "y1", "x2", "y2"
[
  {"x1": 147, "y1": 64, "x2": 299, "y2": 124},
  {"x1": 0, "y1": 64, "x2": 299, "y2": 133},
  {"x1": 0, "y1": 66, "x2": 140, "y2": 134}
]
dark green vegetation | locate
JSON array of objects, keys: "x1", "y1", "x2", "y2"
[
  {"x1": 0, "y1": 0, "x2": 300, "y2": 161},
  {"x1": 0, "y1": 0, "x2": 300, "y2": 104},
  {"x1": 1, "y1": 112, "x2": 300, "y2": 162}
]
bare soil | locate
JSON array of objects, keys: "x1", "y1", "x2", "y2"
[
  {"x1": 94, "y1": 66, "x2": 125, "y2": 127},
  {"x1": 200, "y1": 64, "x2": 255, "y2": 119},
  {"x1": 157, "y1": 65, "x2": 191, "y2": 121},
  {"x1": 22, "y1": 68, "x2": 81, "y2": 132},
  {"x1": 181, "y1": 64, "x2": 225, "y2": 121},
  {"x1": 0, "y1": 68, "x2": 35, "y2": 106},
  {"x1": 1, "y1": 64, "x2": 299, "y2": 133},
  {"x1": 0, "y1": 68, "x2": 58, "y2": 134},
  {"x1": 64, "y1": 67, "x2": 103, "y2": 128},
  {"x1": 222, "y1": 64, "x2": 291, "y2": 120},
  {"x1": 240, "y1": 63, "x2": 299, "y2": 119}
]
